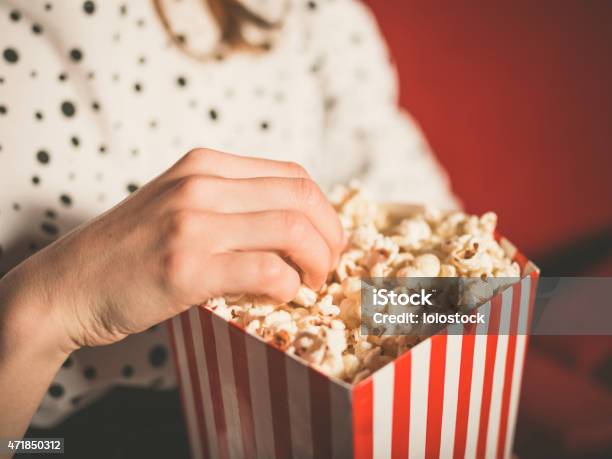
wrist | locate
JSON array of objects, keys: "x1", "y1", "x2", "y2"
[
  {"x1": 0, "y1": 262, "x2": 75, "y2": 367},
  {"x1": 0, "y1": 261, "x2": 75, "y2": 441}
]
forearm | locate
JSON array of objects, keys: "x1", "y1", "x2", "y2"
[{"x1": 0, "y1": 265, "x2": 70, "y2": 443}]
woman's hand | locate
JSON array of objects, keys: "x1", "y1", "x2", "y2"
[{"x1": 2, "y1": 149, "x2": 344, "y2": 353}]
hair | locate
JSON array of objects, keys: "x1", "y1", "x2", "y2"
[{"x1": 152, "y1": 0, "x2": 286, "y2": 60}]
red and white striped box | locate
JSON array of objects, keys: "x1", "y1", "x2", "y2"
[{"x1": 168, "y1": 236, "x2": 539, "y2": 459}]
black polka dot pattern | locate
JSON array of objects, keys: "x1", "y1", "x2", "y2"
[
  {"x1": 148, "y1": 345, "x2": 168, "y2": 368},
  {"x1": 83, "y1": 367, "x2": 97, "y2": 380},
  {"x1": 61, "y1": 101, "x2": 76, "y2": 117},
  {"x1": 83, "y1": 1, "x2": 96, "y2": 15},
  {"x1": 36, "y1": 150, "x2": 50, "y2": 164},
  {"x1": 41, "y1": 222, "x2": 58, "y2": 236},
  {"x1": 3, "y1": 48, "x2": 19, "y2": 64},
  {"x1": 59, "y1": 194, "x2": 72, "y2": 206},
  {"x1": 69, "y1": 48, "x2": 83, "y2": 62},
  {"x1": 122, "y1": 365, "x2": 134, "y2": 378},
  {"x1": 48, "y1": 384, "x2": 65, "y2": 398},
  {"x1": 0, "y1": 0, "x2": 454, "y2": 428}
]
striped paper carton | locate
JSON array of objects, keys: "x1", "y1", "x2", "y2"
[{"x1": 168, "y1": 234, "x2": 539, "y2": 459}]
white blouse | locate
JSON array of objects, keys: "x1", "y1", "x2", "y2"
[{"x1": 0, "y1": 0, "x2": 456, "y2": 427}]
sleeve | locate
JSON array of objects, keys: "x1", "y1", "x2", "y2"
[
  {"x1": 310, "y1": 0, "x2": 460, "y2": 209},
  {"x1": 0, "y1": 0, "x2": 107, "y2": 276},
  {"x1": 0, "y1": 1, "x2": 175, "y2": 428}
]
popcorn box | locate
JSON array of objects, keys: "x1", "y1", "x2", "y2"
[{"x1": 168, "y1": 204, "x2": 539, "y2": 459}]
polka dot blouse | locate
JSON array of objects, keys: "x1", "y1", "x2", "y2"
[{"x1": 0, "y1": 0, "x2": 456, "y2": 427}]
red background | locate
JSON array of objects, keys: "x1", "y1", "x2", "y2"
[
  {"x1": 363, "y1": 2, "x2": 612, "y2": 457},
  {"x1": 363, "y1": 0, "x2": 612, "y2": 259}
]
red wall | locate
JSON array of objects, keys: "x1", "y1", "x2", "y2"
[{"x1": 364, "y1": 0, "x2": 612, "y2": 256}]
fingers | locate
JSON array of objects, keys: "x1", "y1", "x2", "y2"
[
  {"x1": 201, "y1": 252, "x2": 301, "y2": 304},
  {"x1": 166, "y1": 148, "x2": 310, "y2": 181},
  {"x1": 165, "y1": 175, "x2": 344, "y2": 267},
  {"x1": 156, "y1": 150, "x2": 344, "y2": 300},
  {"x1": 207, "y1": 211, "x2": 332, "y2": 288}
]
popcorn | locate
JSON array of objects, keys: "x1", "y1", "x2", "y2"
[
  {"x1": 396, "y1": 265, "x2": 423, "y2": 278},
  {"x1": 203, "y1": 184, "x2": 522, "y2": 384},
  {"x1": 339, "y1": 297, "x2": 361, "y2": 329},
  {"x1": 440, "y1": 263, "x2": 457, "y2": 277},
  {"x1": 294, "y1": 331, "x2": 325, "y2": 365},
  {"x1": 316, "y1": 353, "x2": 345, "y2": 378},
  {"x1": 342, "y1": 354, "x2": 360, "y2": 380},
  {"x1": 292, "y1": 285, "x2": 317, "y2": 307},
  {"x1": 245, "y1": 319, "x2": 261, "y2": 335},
  {"x1": 370, "y1": 261, "x2": 392, "y2": 277},
  {"x1": 316, "y1": 294, "x2": 340, "y2": 316},
  {"x1": 393, "y1": 217, "x2": 432, "y2": 249},
  {"x1": 414, "y1": 254, "x2": 441, "y2": 277},
  {"x1": 354, "y1": 339, "x2": 374, "y2": 360},
  {"x1": 264, "y1": 310, "x2": 296, "y2": 334},
  {"x1": 353, "y1": 369, "x2": 372, "y2": 384},
  {"x1": 363, "y1": 347, "x2": 393, "y2": 372},
  {"x1": 350, "y1": 223, "x2": 380, "y2": 251},
  {"x1": 340, "y1": 277, "x2": 361, "y2": 299}
]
